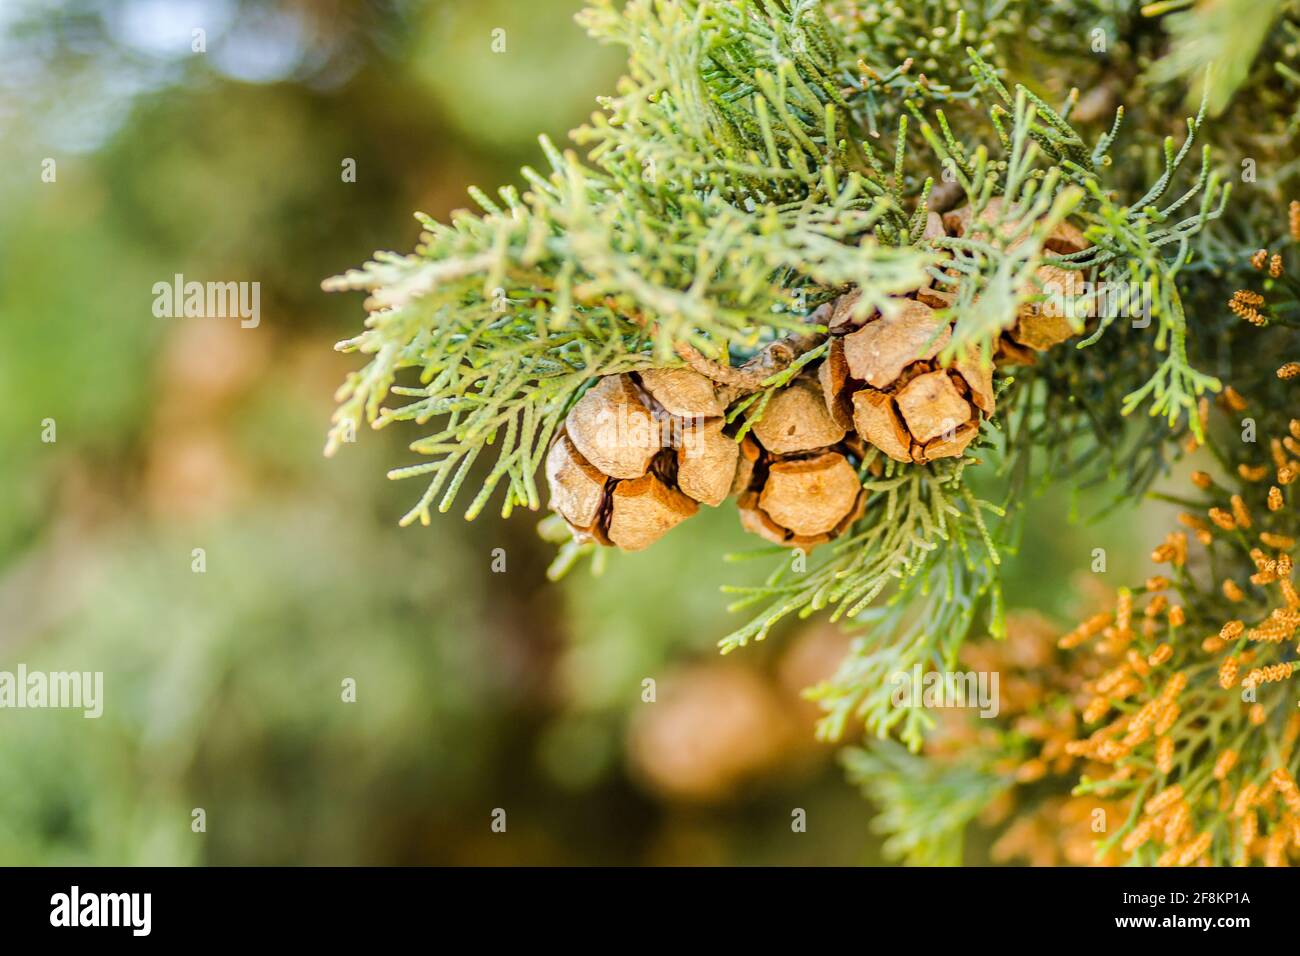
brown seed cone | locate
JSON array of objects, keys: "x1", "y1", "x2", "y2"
[
  {"x1": 626, "y1": 663, "x2": 795, "y2": 802},
  {"x1": 759, "y1": 453, "x2": 863, "y2": 537},
  {"x1": 607, "y1": 473, "x2": 698, "y2": 551},
  {"x1": 751, "y1": 379, "x2": 846, "y2": 454},
  {"x1": 736, "y1": 452, "x2": 864, "y2": 552},
  {"x1": 546, "y1": 434, "x2": 609, "y2": 538},
  {"x1": 677, "y1": 418, "x2": 739, "y2": 507},
  {"x1": 809, "y1": 197, "x2": 1094, "y2": 464},
  {"x1": 820, "y1": 297, "x2": 988, "y2": 464},
  {"x1": 565, "y1": 373, "x2": 661, "y2": 479},
  {"x1": 850, "y1": 388, "x2": 911, "y2": 462},
  {"x1": 547, "y1": 370, "x2": 741, "y2": 550},
  {"x1": 943, "y1": 198, "x2": 1093, "y2": 353},
  {"x1": 1011, "y1": 264, "x2": 1095, "y2": 351},
  {"x1": 733, "y1": 384, "x2": 865, "y2": 549},
  {"x1": 841, "y1": 298, "x2": 951, "y2": 389},
  {"x1": 942, "y1": 197, "x2": 1088, "y2": 256},
  {"x1": 639, "y1": 367, "x2": 729, "y2": 418}
]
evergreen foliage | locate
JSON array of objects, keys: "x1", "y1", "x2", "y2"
[{"x1": 329, "y1": 0, "x2": 1300, "y2": 865}]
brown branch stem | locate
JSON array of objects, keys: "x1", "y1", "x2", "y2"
[{"x1": 611, "y1": 296, "x2": 830, "y2": 394}]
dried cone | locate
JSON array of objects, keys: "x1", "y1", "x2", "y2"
[
  {"x1": 820, "y1": 295, "x2": 991, "y2": 464},
  {"x1": 734, "y1": 379, "x2": 864, "y2": 550},
  {"x1": 751, "y1": 378, "x2": 846, "y2": 453},
  {"x1": 760, "y1": 454, "x2": 862, "y2": 537},
  {"x1": 547, "y1": 196, "x2": 1091, "y2": 551},
  {"x1": 942, "y1": 197, "x2": 1093, "y2": 353},
  {"x1": 546, "y1": 370, "x2": 739, "y2": 551}
]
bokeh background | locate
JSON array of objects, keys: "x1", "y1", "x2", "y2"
[{"x1": 0, "y1": 0, "x2": 1157, "y2": 865}]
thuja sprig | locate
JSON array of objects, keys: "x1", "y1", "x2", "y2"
[
  {"x1": 850, "y1": 371, "x2": 1300, "y2": 866},
  {"x1": 807, "y1": 536, "x2": 1003, "y2": 751},
  {"x1": 327, "y1": 1, "x2": 1228, "y2": 530},
  {"x1": 1049, "y1": 397, "x2": 1300, "y2": 867},
  {"x1": 842, "y1": 739, "x2": 1007, "y2": 866},
  {"x1": 326, "y1": 0, "x2": 945, "y2": 522},
  {"x1": 909, "y1": 90, "x2": 1088, "y2": 363},
  {"x1": 323, "y1": 152, "x2": 932, "y2": 521},
  {"x1": 959, "y1": 50, "x2": 1230, "y2": 437}
]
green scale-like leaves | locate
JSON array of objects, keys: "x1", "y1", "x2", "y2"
[{"x1": 327, "y1": 0, "x2": 1234, "y2": 750}]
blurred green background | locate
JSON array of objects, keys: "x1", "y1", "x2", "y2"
[{"x1": 0, "y1": 0, "x2": 1155, "y2": 865}]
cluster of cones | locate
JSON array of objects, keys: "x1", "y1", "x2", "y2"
[{"x1": 547, "y1": 201, "x2": 1092, "y2": 552}]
